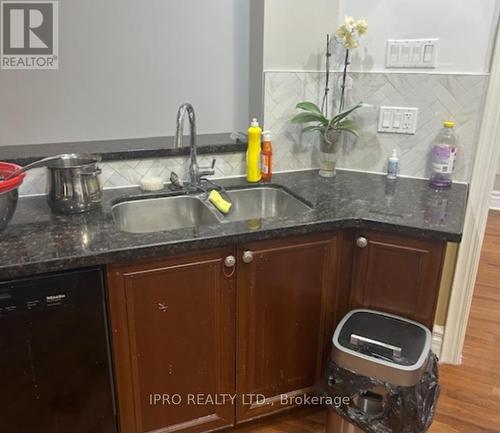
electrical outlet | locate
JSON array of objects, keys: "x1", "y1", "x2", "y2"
[
  {"x1": 378, "y1": 107, "x2": 418, "y2": 134},
  {"x1": 386, "y1": 39, "x2": 438, "y2": 68}
]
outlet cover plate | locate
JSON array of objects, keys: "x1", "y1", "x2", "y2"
[
  {"x1": 386, "y1": 39, "x2": 439, "y2": 68},
  {"x1": 378, "y1": 106, "x2": 418, "y2": 135}
]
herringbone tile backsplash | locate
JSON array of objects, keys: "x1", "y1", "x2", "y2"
[{"x1": 264, "y1": 71, "x2": 488, "y2": 182}]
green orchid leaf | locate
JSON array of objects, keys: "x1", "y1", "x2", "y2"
[
  {"x1": 296, "y1": 101, "x2": 322, "y2": 114},
  {"x1": 325, "y1": 118, "x2": 360, "y2": 137},
  {"x1": 337, "y1": 127, "x2": 360, "y2": 137},
  {"x1": 302, "y1": 125, "x2": 324, "y2": 133},
  {"x1": 330, "y1": 103, "x2": 364, "y2": 126},
  {"x1": 337, "y1": 119, "x2": 359, "y2": 131},
  {"x1": 291, "y1": 112, "x2": 329, "y2": 126}
]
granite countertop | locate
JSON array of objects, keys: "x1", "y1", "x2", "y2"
[{"x1": 0, "y1": 170, "x2": 467, "y2": 280}]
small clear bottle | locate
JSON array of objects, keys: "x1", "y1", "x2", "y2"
[
  {"x1": 429, "y1": 121, "x2": 458, "y2": 188},
  {"x1": 387, "y1": 149, "x2": 399, "y2": 180}
]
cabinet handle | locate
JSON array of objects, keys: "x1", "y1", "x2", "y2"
[
  {"x1": 356, "y1": 237, "x2": 368, "y2": 249},
  {"x1": 224, "y1": 255, "x2": 236, "y2": 268},
  {"x1": 223, "y1": 255, "x2": 236, "y2": 278},
  {"x1": 242, "y1": 251, "x2": 254, "y2": 264}
]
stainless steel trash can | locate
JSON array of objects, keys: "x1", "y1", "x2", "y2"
[{"x1": 326, "y1": 309, "x2": 432, "y2": 433}]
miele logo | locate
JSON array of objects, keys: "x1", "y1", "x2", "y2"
[{"x1": 46, "y1": 293, "x2": 66, "y2": 302}]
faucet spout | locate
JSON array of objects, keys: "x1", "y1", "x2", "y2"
[
  {"x1": 173, "y1": 103, "x2": 215, "y2": 187},
  {"x1": 174, "y1": 102, "x2": 197, "y2": 150}
]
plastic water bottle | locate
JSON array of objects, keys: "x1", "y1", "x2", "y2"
[{"x1": 429, "y1": 121, "x2": 458, "y2": 188}]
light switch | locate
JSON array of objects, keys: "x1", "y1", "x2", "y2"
[
  {"x1": 423, "y1": 44, "x2": 434, "y2": 63},
  {"x1": 378, "y1": 107, "x2": 418, "y2": 135},
  {"x1": 390, "y1": 45, "x2": 399, "y2": 64},
  {"x1": 393, "y1": 112, "x2": 402, "y2": 129},
  {"x1": 401, "y1": 45, "x2": 411, "y2": 63},
  {"x1": 412, "y1": 44, "x2": 422, "y2": 63},
  {"x1": 382, "y1": 110, "x2": 393, "y2": 128},
  {"x1": 386, "y1": 39, "x2": 438, "y2": 68}
]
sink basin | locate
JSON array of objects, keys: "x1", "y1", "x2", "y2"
[
  {"x1": 222, "y1": 186, "x2": 311, "y2": 222},
  {"x1": 112, "y1": 186, "x2": 312, "y2": 234},
  {"x1": 112, "y1": 195, "x2": 220, "y2": 233}
]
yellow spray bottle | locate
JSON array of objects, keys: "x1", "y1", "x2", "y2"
[{"x1": 247, "y1": 118, "x2": 262, "y2": 182}]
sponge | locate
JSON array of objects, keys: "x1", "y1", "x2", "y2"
[
  {"x1": 140, "y1": 176, "x2": 164, "y2": 192},
  {"x1": 208, "y1": 190, "x2": 232, "y2": 215}
]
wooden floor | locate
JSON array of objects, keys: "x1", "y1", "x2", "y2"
[
  {"x1": 429, "y1": 211, "x2": 500, "y2": 432},
  {"x1": 231, "y1": 211, "x2": 500, "y2": 433}
]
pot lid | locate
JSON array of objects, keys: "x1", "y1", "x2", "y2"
[{"x1": 46, "y1": 154, "x2": 101, "y2": 169}]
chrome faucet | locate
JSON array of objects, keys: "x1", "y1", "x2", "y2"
[{"x1": 174, "y1": 102, "x2": 216, "y2": 187}]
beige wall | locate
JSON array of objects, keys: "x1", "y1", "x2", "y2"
[
  {"x1": 263, "y1": 0, "x2": 339, "y2": 71},
  {"x1": 495, "y1": 159, "x2": 500, "y2": 191},
  {"x1": 0, "y1": 0, "x2": 252, "y2": 146},
  {"x1": 435, "y1": 243, "x2": 459, "y2": 327}
]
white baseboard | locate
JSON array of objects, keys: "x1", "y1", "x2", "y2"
[
  {"x1": 432, "y1": 325, "x2": 444, "y2": 359},
  {"x1": 491, "y1": 191, "x2": 500, "y2": 210}
]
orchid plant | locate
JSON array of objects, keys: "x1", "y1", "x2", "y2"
[{"x1": 291, "y1": 17, "x2": 368, "y2": 143}]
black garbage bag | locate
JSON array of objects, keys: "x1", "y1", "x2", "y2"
[{"x1": 323, "y1": 352, "x2": 439, "y2": 433}]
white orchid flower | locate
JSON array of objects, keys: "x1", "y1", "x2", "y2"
[
  {"x1": 355, "y1": 18, "x2": 368, "y2": 35},
  {"x1": 334, "y1": 16, "x2": 368, "y2": 49}
]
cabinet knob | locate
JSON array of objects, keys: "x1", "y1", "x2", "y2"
[
  {"x1": 356, "y1": 237, "x2": 368, "y2": 249},
  {"x1": 242, "y1": 251, "x2": 254, "y2": 264},
  {"x1": 224, "y1": 255, "x2": 236, "y2": 268}
]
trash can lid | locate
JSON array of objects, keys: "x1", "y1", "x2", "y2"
[{"x1": 332, "y1": 310, "x2": 432, "y2": 385}]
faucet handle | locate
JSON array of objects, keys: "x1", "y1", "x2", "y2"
[
  {"x1": 199, "y1": 158, "x2": 216, "y2": 178},
  {"x1": 169, "y1": 171, "x2": 183, "y2": 189}
]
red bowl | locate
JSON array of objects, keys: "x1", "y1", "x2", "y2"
[{"x1": 0, "y1": 162, "x2": 25, "y2": 194}]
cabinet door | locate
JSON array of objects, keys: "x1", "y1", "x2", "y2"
[
  {"x1": 236, "y1": 233, "x2": 338, "y2": 422},
  {"x1": 107, "y1": 248, "x2": 235, "y2": 433},
  {"x1": 350, "y1": 231, "x2": 446, "y2": 329}
]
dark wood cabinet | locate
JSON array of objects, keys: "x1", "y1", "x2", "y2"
[
  {"x1": 106, "y1": 229, "x2": 447, "y2": 432},
  {"x1": 107, "y1": 248, "x2": 236, "y2": 433},
  {"x1": 349, "y1": 230, "x2": 446, "y2": 329},
  {"x1": 236, "y1": 233, "x2": 338, "y2": 422}
]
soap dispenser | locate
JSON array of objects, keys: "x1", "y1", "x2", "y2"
[{"x1": 247, "y1": 118, "x2": 262, "y2": 182}]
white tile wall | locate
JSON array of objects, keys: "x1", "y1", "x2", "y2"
[
  {"x1": 19, "y1": 152, "x2": 246, "y2": 196},
  {"x1": 264, "y1": 71, "x2": 488, "y2": 182}
]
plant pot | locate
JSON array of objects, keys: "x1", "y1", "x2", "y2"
[{"x1": 319, "y1": 130, "x2": 341, "y2": 178}]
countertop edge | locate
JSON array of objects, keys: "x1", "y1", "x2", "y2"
[
  {"x1": 0, "y1": 218, "x2": 462, "y2": 281},
  {"x1": 2, "y1": 134, "x2": 246, "y2": 166}
]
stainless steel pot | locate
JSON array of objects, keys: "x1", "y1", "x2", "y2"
[
  {"x1": 0, "y1": 189, "x2": 19, "y2": 231},
  {"x1": 46, "y1": 154, "x2": 103, "y2": 214}
]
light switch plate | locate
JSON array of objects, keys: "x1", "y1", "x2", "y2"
[
  {"x1": 386, "y1": 39, "x2": 439, "y2": 68},
  {"x1": 378, "y1": 106, "x2": 418, "y2": 134}
]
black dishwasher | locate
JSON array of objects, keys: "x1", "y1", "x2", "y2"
[{"x1": 0, "y1": 268, "x2": 117, "y2": 433}]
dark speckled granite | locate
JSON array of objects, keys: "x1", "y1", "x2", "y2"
[
  {"x1": 2, "y1": 133, "x2": 246, "y2": 165},
  {"x1": 0, "y1": 170, "x2": 467, "y2": 280}
]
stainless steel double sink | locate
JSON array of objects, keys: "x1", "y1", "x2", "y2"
[{"x1": 112, "y1": 186, "x2": 312, "y2": 234}]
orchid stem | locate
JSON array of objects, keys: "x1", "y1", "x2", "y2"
[
  {"x1": 321, "y1": 34, "x2": 332, "y2": 117},
  {"x1": 339, "y1": 49, "x2": 350, "y2": 113}
]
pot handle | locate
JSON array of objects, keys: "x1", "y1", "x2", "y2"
[{"x1": 4, "y1": 155, "x2": 65, "y2": 181}]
